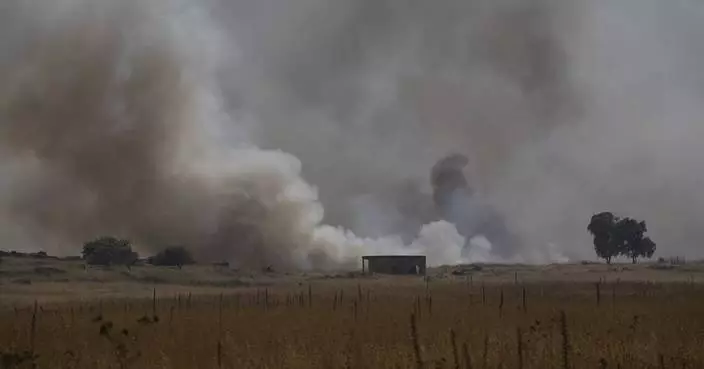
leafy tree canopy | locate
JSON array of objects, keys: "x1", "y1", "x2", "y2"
[
  {"x1": 148, "y1": 246, "x2": 195, "y2": 269},
  {"x1": 82, "y1": 236, "x2": 138, "y2": 266},
  {"x1": 587, "y1": 212, "x2": 656, "y2": 264}
]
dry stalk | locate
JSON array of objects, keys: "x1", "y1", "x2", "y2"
[
  {"x1": 516, "y1": 327, "x2": 523, "y2": 369},
  {"x1": 499, "y1": 289, "x2": 504, "y2": 317},
  {"x1": 462, "y1": 342, "x2": 474, "y2": 369},
  {"x1": 30, "y1": 300, "x2": 38, "y2": 369},
  {"x1": 217, "y1": 293, "x2": 223, "y2": 369},
  {"x1": 596, "y1": 282, "x2": 601, "y2": 306},
  {"x1": 560, "y1": 310, "x2": 571, "y2": 369},
  {"x1": 410, "y1": 313, "x2": 424, "y2": 369},
  {"x1": 482, "y1": 334, "x2": 488, "y2": 369},
  {"x1": 450, "y1": 329, "x2": 460, "y2": 369}
]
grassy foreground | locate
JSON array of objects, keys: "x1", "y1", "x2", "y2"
[{"x1": 1, "y1": 279, "x2": 703, "y2": 369}]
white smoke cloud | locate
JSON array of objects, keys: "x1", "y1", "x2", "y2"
[{"x1": 409, "y1": 221, "x2": 468, "y2": 267}]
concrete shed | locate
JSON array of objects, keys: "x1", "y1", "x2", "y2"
[{"x1": 361, "y1": 255, "x2": 426, "y2": 275}]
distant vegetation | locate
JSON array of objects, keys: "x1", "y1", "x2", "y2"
[
  {"x1": 0, "y1": 250, "x2": 53, "y2": 259},
  {"x1": 1, "y1": 238, "x2": 200, "y2": 270},
  {"x1": 588, "y1": 212, "x2": 656, "y2": 264},
  {"x1": 82, "y1": 236, "x2": 138, "y2": 266},
  {"x1": 147, "y1": 246, "x2": 195, "y2": 269}
]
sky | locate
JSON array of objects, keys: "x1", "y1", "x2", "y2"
[{"x1": 0, "y1": 0, "x2": 703, "y2": 268}]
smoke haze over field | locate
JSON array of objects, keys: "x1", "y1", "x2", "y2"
[{"x1": 0, "y1": 0, "x2": 703, "y2": 268}]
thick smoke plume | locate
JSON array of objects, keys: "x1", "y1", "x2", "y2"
[
  {"x1": 0, "y1": 0, "x2": 467, "y2": 269},
  {"x1": 0, "y1": 0, "x2": 339, "y2": 269},
  {"x1": 1, "y1": 0, "x2": 703, "y2": 268},
  {"x1": 431, "y1": 153, "x2": 520, "y2": 259}
]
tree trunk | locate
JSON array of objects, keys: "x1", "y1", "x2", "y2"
[
  {"x1": 632, "y1": 256, "x2": 637, "y2": 264},
  {"x1": 606, "y1": 257, "x2": 612, "y2": 265}
]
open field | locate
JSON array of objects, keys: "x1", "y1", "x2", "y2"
[
  {"x1": 2, "y1": 256, "x2": 704, "y2": 368},
  {"x1": 2, "y1": 254, "x2": 703, "y2": 303}
]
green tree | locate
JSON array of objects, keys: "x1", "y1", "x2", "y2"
[
  {"x1": 614, "y1": 218, "x2": 656, "y2": 264},
  {"x1": 82, "y1": 236, "x2": 137, "y2": 266},
  {"x1": 587, "y1": 213, "x2": 657, "y2": 264},
  {"x1": 587, "y1": 212, "x2": 619, "y2": 264},
  {"x1": 148, "y1": 246, "x2": 195, "y2": 269}
]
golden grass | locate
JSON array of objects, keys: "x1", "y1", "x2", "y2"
[{"x1": 1, "y1": 280, "x2": 703, "y2": 368}]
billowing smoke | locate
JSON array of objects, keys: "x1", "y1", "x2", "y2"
[
  {"x1": 0, "y1": 0, "x2": 466, "y2": 269},
  {"x1": 1, "y1": 0, "x2": 703, "y2": 268},
  {"x1": 431, "y1": 154, "x2": 521, "y2": 259},
  {"x1": 219, "y1": 0, "x2": 576, "y2": 233},
  {"x1": 0, "y1": 0, "x2": 339, "y2": 269}
]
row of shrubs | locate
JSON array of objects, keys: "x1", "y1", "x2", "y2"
[
  {"x1": 82, "y1": 236, "x2": 195, "y2": 268},
  {"x1": 0, "y1": 250, "x2": 55, "y2": 259}
]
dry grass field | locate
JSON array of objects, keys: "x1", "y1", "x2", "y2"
[{"x1": 1, "y1": 256, "x2": 704, "y2": 368}]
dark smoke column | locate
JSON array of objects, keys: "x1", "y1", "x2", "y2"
[{"x1": 431, "y1": 154, "x2": 520, "y2": 259}]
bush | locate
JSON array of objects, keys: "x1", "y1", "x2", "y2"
[
  {"x1": 31, "y1": 251, "x2": 48, "y2": 258},
  {"x1": 148, "y1": 246, "x2": 194, "y2": 269},
  {"x1": 82, "y1": 236, "x2": 138, "y2": 266}
]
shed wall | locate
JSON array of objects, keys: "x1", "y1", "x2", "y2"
[{"x1": 363, "y1": 256, "x2": 426, "y2": 275}]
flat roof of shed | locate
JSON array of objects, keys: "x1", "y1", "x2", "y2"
[{"x1": 361, "y1": 255, "x2": 426, "y2": 259}]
